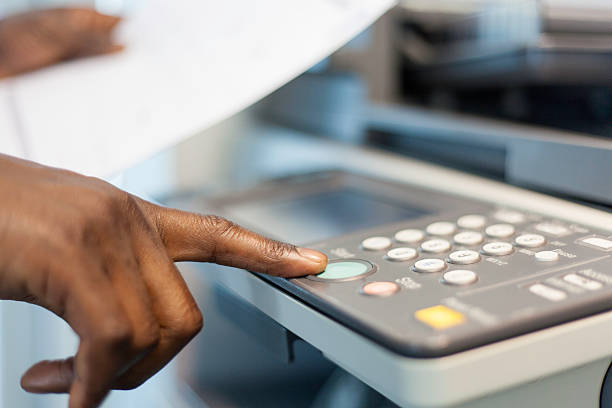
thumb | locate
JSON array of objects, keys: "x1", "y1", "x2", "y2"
[
  {"x1": 139, "y1": 200, "x2": 327, "y2": 278},
  {"x1": 87, "y1": 10, "x2": 122, "y2": 34},
  {"x1": 21, "y1": 357, "x2": 74, "y2": 394},
  {"x1": 68, "y1": 9, "x2": 123, "y2": 57}
]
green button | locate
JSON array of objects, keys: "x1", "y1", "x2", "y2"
[{"x1": 315, "y1": 260, "x2": 372, "y2": 281}]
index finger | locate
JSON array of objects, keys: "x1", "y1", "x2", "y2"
[{"x1": 139, "y1": 200, "x2": 327, "y2": 277}]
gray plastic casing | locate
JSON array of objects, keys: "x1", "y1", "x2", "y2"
[{"x1": 173, "y1": 138, "x2": 612, "y2": 407}]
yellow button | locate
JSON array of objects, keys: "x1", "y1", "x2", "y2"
[{"x1": 415, "y1": 305, "x2": 465, "y2": 330}]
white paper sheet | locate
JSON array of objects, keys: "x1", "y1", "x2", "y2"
[{"x1": 0, "y1": 0, "x2": 394, "y2": 177}]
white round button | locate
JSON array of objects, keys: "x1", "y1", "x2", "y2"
[
  {"x1": 534, "y1": 223, "x2": 570, "y2": 236},
  {"x1": 494, "y1": 209, "x2": 526, "y2": 224},
  {"x1": 443, "y1": 270, "x2": 478, "y2": 286},
  {"x1": 420, "y1": 239, "x2": 452, "y2": 253},
  {"x1": 482, "y1": 242, "x2": 514, "y2": 256},
  {"x1": 414, "y1": 258, "x2": 446, "y2": 273},
  {"x1": 515, "y1": 234, "x2": 546, "y2": 248},
  {"x1": 394, "y1": 229, "x2": 425, "y2": 244},
  {"x1": 361, "y1": 236, "x2": 392, "y2": 251},
  {"x1": 485, "y1": 224, "x2": 516, "y2": 238},
  {"x1": 457, "y1": 214, "x2": 486, "y2": 230},
  {"x1": 386, "y1": 247, "x2": 417, "y2": 262},
  {"x1": 535, "y1": 250, "x2": 559, "y2": 262},
  {"x1": 448, "y1": 250, "x2": 481, "y2": 265},
  {"x1": 426, "y1": 222, "x2": 457, "y2": 236},
  {"x1": 453, "y1": 231, "x2": 484, "y2": 246}
]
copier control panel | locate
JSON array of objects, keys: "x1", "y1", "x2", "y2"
[{"x1": 207, "y1": 171, "x2": 612, "y2": 357}]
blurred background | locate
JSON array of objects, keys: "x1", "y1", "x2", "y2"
[{"x1": 1, "y1": 0, "x2": 612, "y2": 407}]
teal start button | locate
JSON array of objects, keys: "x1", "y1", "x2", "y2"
[{"x1": 308, "y1": 259, "x2": 375, "y2": 282}]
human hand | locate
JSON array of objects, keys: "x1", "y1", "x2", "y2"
[
  {"x1": 0, "y1": 154, "x2": 327, "y2": 407},
  {"x1": 0, "y1": 8, "x2": 122, "y2": 79}
]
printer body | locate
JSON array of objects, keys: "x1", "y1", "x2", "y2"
[{"x1": 169, "y1": 2, "x2": 612, "y2": 407}]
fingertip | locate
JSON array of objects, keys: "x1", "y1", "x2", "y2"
[
  {"x1": 21, "y1": 362, "x2": 46, "y2": 393},
  {"x1": 296, "y1": 247, "x2": 328, "y2": 266},
  {"x1": 20, "y1": 358, "x2": 74, "y2": 394},
  {"x1": 20, "y1": 370, "x2": 33, "y2": 392},
  {"x1": 276, "y1": 247, "x2": 327, "y2": 278}
]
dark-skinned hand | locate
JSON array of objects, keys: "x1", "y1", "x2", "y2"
[
  {"x1": 0, "y1": 154, "x2": 327, "y2": 408},
  {"x1": 0, "y1": 8, "x2": 122, "y2": 79}
]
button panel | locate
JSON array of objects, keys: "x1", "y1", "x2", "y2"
[
  {"x1": 219, "y1": 171, "x2": 612, "y2": 359},
  {"x1": 310, "y1": 209, "x2": 599, "y2": 293},
  {"x1": 307, "y1": 208, "x2": 606, "y2": 301},
  {"x1": 284, "y1": 194, "x2": 612, "y2": 359}
]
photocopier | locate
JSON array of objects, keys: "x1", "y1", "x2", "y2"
[
  {"x1": 167, "y1": 2, "x2": 612, "y2": 407},
  {"x1": 169, "y1": 114, "x2": 612, "y2": 408}
]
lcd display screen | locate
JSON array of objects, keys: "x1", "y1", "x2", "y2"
[{"x1": 225, "y1": 188, "x2": 431, "y2": 244}]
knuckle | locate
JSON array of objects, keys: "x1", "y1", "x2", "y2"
[
  {"x1": 95, "y1": 317, "x2": 133, "y2": 348},
  {"x1": 83, "y1": 181, "x2": 130, "y2": 222},
  {"x1": 58, "y1": 189, "x2": 130, "y2": 245},
  {"x1": 96, "y1": 190, "x2": 125, "y2": 221},
  {"x1": 262, "y1": 240, "x2": 296, "y2": 261},
  {"x1": 202, "y1": 215, "x2": 235, "y2": 237},
  {"x1": 132, "y1": 325, "x2": 161, "y2": 352},
  {"x1": 172, "y1": 307, "x2": 203, "y2": 340},
  {"x1": 119, "y1": 192, "x2": 141, "y2": 216}
]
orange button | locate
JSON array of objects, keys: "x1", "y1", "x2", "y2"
[{"x1": 415, "y1": 305, "x2": 465, "y2": 330}]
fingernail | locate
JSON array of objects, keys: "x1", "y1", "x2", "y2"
[{"x1": 297, "y1": 247, "x2": 327, "y2": 264}]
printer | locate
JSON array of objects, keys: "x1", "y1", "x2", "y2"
[{"x1": 166, "y1": 2, "x2": 612, "y2": 407}]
